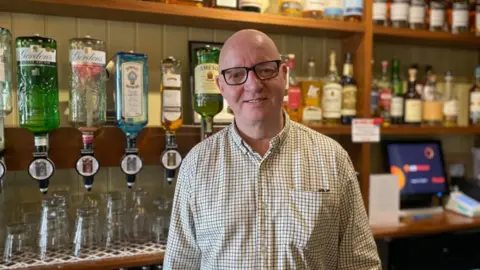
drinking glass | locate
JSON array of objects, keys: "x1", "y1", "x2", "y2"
[
  {"x1": 103, "y1": 192, "x2": 130, "y2": 248},
  {"x1": 131, "y1": 190, "x2": 150, "y2": 244},
  {"x1": 37, "y1": 196, "x2": 70, "y2": 260},
  {"x1": 73, "y1": 206, "x2": 101, "y2": 257},
  {"x1": 3, "y1": 222, "x2": 33, "y2": 263}
]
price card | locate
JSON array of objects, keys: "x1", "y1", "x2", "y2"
[{"x1": 352, "y1": 118, "x2": 382, "y2": 143}]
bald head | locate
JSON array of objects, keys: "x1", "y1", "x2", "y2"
[{"x1": 219, "y1": 29, "x2": 281, "y2": 70}]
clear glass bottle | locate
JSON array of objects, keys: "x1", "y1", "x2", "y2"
[
  {"x1": 324, "y1": 0, "x2": 344, "y2": 19},
  {"x1": 443, "y1": 70, "x2": 458, "y2": 127},
  {"x1": 344, "y1": 0, "x2": 363, "y2": 21},
  {"x1": 321, "y1": 51, "x2": 342, "y2": 126},
  {"x1": 422, "y1": 68, "x2": 444, "y2": 126},
  {"x1": 451, "y1": 0, "x2": 469, "y2": 33},
  {"x1": 303, "y1": 0, "x2": 325, "y2": 18},
  {"x1": 409, "y1": 0, "x2": 426, "y2": 29},
  {"x1": 428, "y1": 0, "x2": 447, "y2": 31},
  {"x1": 279, "y1": 0, "x2": 303, "y2": 16},
  {"x1": 391, "y1": 0, "x2": 410, "y2": 27},
  {"x1": 0, "y1": 27, "x2": 13, "y2": 118},
  {"x1": 475, "y1": 0, "x2": 480, "y2": 35},
  {"x1": 286, "y1": 54, "x2": 301, "y2": 122},
  {"x1": 375, "y1": 60, "x2": 393, "y2": 126},
  {"x1": 469, "y1": 65, "x2": 480, "y2": 126},
  {"x1": 373, "y1": 0, "x2": 389, "y2": 25},
  {"x1": 301, "y1": 58, "x2": 323, "y2": 125}
]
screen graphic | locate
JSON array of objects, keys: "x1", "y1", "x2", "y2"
[{"x1": 387, "y1": 143, "x2": 447, "y2": 195}]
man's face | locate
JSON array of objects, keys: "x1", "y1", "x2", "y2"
[{"x1": 217, "y1": 44, "x2": 286, "y2": 124}]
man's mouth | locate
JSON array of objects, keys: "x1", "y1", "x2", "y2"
[{"x1": 244, "y1": 98, "x2": 267, "y2": 103}]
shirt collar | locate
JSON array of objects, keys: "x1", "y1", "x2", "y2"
[{"x1": 230, "y1": 109, "x2": 291, "y2": 155}]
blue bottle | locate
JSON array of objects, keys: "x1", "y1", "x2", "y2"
[{"x1": 107, "y1": 51, "x2": 148, "y2": 188}]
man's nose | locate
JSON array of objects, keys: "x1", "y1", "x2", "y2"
[{"x1": 243, "y1": 70, "x2": 262, "y2": 91}]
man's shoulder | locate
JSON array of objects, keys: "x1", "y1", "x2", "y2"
[
  {"x1": 290, "y1": 122, "x2": 346, "y2": 155},
  {"x1": 181, "y1": 124, "x2": 231, "y2": 162}
]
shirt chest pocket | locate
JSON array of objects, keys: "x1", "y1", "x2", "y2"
[{"x1": 272, "y1": 187, "x2": 338, "y2": 249}]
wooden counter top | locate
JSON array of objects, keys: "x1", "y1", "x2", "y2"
[{"x1": 372, "y1": 211, "x2": 480, "y2": 239}]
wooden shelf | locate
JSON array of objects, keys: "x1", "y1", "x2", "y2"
[
  {"x1": 373, "y1": 25, "x2": 480, "y2": 49},
  {"x1": 0, "y1": 0, "x2": 364, "y2": 38},
  {"x1": 372, "y1": 211, "x2": 480, "y2": 239},
  {"x1": 381, "y1": 125, "x2": 480, "y2": 135}
]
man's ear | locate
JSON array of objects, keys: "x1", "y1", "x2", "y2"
[{"x1": 216, "y1": 75, "x2": 224, "y2": 95}]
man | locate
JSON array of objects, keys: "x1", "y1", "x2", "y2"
[{"x1": 164, "y1": 29, "x2": 381, "y2": 269}]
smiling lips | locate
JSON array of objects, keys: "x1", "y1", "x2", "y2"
[{"x1": 244, "y1": 98, "x2": 267, "y2": 103}]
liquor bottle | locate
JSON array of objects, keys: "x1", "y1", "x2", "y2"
[
  {"x1": 69, "y1": 36, "x2": 107, "y2": 191},
  {"x1": 303, "y1": 0, "x2": 325, "y2": 18},
  {"x1": 165, "y1": 0, "x2": 203, "y2": 6},
  {"x1": 281, "y1": 54, "x2": 289, "y2": 111},
  {"x1": 344, "y1": 0, "x2": 363, "y2": 21},
  {"x1": 16, "y1": 34, "x2": 59, "y2": 194},
  {"x1": 109, "y1": 51, "x2": 149, "y2": 188},
  {"x1": 373, "y1": 0, "x2": 389, "y2": 25},
  {"x1": 324, "y1": 0, "x2": 344, "y2": 19},
  {"x1": 286, "y1": 54, "x2": 301, "y2": 122},
  {"x1": 390, "y1": 59, "x2": 404, "y2": 125},
  {"x1": 409, "y1": 0, "x2": 426, "y2": 29},
  {"x1": 301, "y1": 58, "x2": 322, "y2": 125},
  {"x1": 375, "y1": 60, "x2": 392, "y2": 126},
  {"x1": 340, "y1": 53, "x2": 357, "y2": 125},
  {"x1": 0, "y1": 27, "x2": 13, "y2": 183},
  {"x1": 403, "y1": 66, "x2": 422, "y2": 125},
  {"x1": 321, "y1": 51, "x2": 342, "y2": 126},
  {"x1": 422, "y1": 71, "x2": 443, "y2": 126},
  {"x1": 193, "y1": 45, "x2": 223, "y2": 140},
  {"x1": 160, "y1": 56, "x2": 183, "y2": 184},
  {"x1": 428, "y1": 0, "x2": 447, "y2": 31},
  {"x1": 391, "y1": 0, "x2": 410, "y2": 27},
  {"x1": 210, "y1": 0, "x2": 237, "y2": 9},
  {"x1": 443, "y1": 70, "x2": 458, "y2": 127},
  {"x1": 475, "y1": 0, "x2": 480, "y2": 35},
  {"x1": 451, "y1": 0, "x2": 469, "y2": 33},
  {"x1": 239, "y1": 0, "x2": 262, "y2": 12},
  {"x1": 469, "y1": 65, "x2": 480, "y2": 125},
  {"x1": 469, "y1": 0, "x2": 476, "y2": 32},
  {"x1": 370, "y1": 60, "x2": 380, "y2": 116},
  {"x1": 279, "y1": 0, "x2": 303, "y2": 16}
]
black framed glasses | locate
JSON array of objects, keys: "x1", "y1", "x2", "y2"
[{"x1": 220, "y1": 60, "x2": 282, "y2": 86}]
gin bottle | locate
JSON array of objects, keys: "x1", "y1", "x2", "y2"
[
  {"x1": 0, "y1": 27, "x2": 13, "y2": 184},
  {"x1": 193, "y1": 45, "x2": 223, "y2": 140},
  {"x1": 69, "y1": 36, "x2": 107, "y2": 191},
  {"x1": 160, "y1": 56, "x2": 183, "y2": 184},
  {"x1": 16, "y1": 34, "x2": 59, "y2": 194},
  {"x1": 108, "y1": 51, "x2": 148, "y2": 188}
]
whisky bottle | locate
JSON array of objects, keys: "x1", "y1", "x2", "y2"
[
  {"x1": 409, "y1": 0, "x2": 426, "y2": 29},
  {"x1": 391, "y1": 0, "x2": 410, "y2": 27},
  {"x1": 403, "y1": 66, "x2": 422, "y2": 125},
  {"x1": 301, "y1": 58, "x2": 322, "y2": 125},
  {"x1": 451, "y1": 0, "x2": 469, "y2": 33},
  {"x1": 193, "y1": 45, "x2": 223, "y2": 140},
  {"x1": 303, "y1": 0, "x2": 325, "y2": 18},
  {"x1": 210, "y1": 0, "x2": 237, "y2": 9},
  {"x1": 279, "y1": 0, "x2": 303, "y2": 16},
  {"x1": 443, "y1": 71, "x2": 458, "y2": 127},
  {"x1": 344, "y1": 0, "x2": 363, "y2": 21},
  {"x1": 422, "y1": 68, "x2": 443, "y2": 126},
  {"x1": 373, "y1": 0, "x2": 389, "y2": 25},
  {"x1": 286, "y1": 54, "x2": 301, "y2": 122},
  {"x1": 469, "y1": 65, "x2": 480, "y2": 125},
  {"x1": 390, "y1": 59, "x2": 404, "y2": 125},
  {"x1": 428, "y1": 0, "x2": 447, "y2": 31},
  {"x1": 375, "y1": 60, "x2": 392, "y2": 126},
  {"x1": 165, "y1": 0, "x2": 203, "y2": 6},
  {"x1": 340, "y1": 53, "x2": 357, "y2": 125},
  {"x1": 321, "y1": 51, "x2": 342, "y2": 126},
  {"x1": 475, "y1": 0, "x2": 480, "y2": 35},
  {"x1": 324, "y1": 0, "x2": 344, "y2": 19},
  {"x1": 239, "y1": 0, "x2": 263, "y2": 12}
]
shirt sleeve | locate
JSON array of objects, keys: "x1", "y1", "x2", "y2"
[
  {"x1": 337, "y1": 149, "x2": 382, "y2": 270},
  {"x1": 163, "y1": 151, "x2": 201, "y2": 270}
]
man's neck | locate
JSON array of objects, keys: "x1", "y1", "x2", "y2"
[{"x1": 235, "y1": 111, "x2": 284, "y2": 156}]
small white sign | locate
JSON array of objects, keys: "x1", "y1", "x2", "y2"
[{"x1": 352, "y1": 118, "x2": 381, "y2": 143}]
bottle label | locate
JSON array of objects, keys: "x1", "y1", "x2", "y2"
[
  {"x1": 121, "y1": 62, "x2": 144, "y2": 118},
  {"x1": 217, "y1": 0, "x2": 237, "y2": 8},
  {"x1": 240, "y1": 0, "x2": 262, "y2": 8},
  {"x1": 344, "y1": 0, "x2": 362, "y2": 16},
  {"x1": 163, "y1": 89, "x2": 182, "y2": 122},
  {"x1": 281, "y1": 0, "x2": 303, "y2": 13},
  {"x1": 0, "y1": 49, "x2": 4, "y2": 82},
  {"x1": 288, "y1": 86, "x2": 301, "y2": 110},
  {"x1": 476, "y1": 11, "x2": 480, "y2": 33},
  {"x1": 422, "y1": 85, "x2": 435, "y2": 101},
  {"x1": 70, "y1": 48, "x2": 106, "y2": 66},
  {"x1": 28, "y1": 158, "x2": 54, "y2": 181},
  {"x1": 391, "y1": 2, "x2": 409, "y2": 21},
  {"x1": 322, "y1": 83, "x2": 342, "y2": 118},
  {"x1": 304, "y1": 0, "x2": 325, "y2": 11},
  {"x1": 409, "y1": 5, "x2": 425, "y2": 23},
  {"x1": 17, "y1": 46, "x2": 56, "y2": 66},
  {"x1": 324, "y1": 0, "x2": 343, "y2": 15},
  {"x1": 390, "y1": 96, "x2": 404, "y2": 117},
  {"x1": 303, "y1": 106, "x2": 322, "y2": 121},
  {"x1": 163, "y1": 73, "x2": 182, "y2": 88},
  {"x1": 120, "y1": 153, "x2": 143, "y2": 175},
  {"x1": 405, "y1": 99, "x2": 422, "y2": 122},
  {"x1": 443, "y1": 100, "x2": 458, "y2": 116},
  {"x1": 379, "y1": 88, "x2": 392, "y2": 110},
  {"x1": 161, "y1": 149, "x2": 182, "y2": 170},
  {"x1": 195, "y1": 63, "x2": 220, "y2": 94},
  {"x1": 373, "y1": 2, "x2": 387, "y2": 20},
  {"x1": 470, "y1": 92, "x2": 480, "y2": 114},
  {"x1": 423, "y1": 101, "x2": 443, "y2": 121},
  {"x1": 430, "y1": 8, "x2": 445, "y2": 27},
  {"x1": 341, "y1": 85, "x2": 357, "y2": 116},
  {"x1": 452, "y1": 3, "x2": 468, "y2": 28},
  {"x1": 76, "y1": 155, "x2": 100, "y2": 177}
]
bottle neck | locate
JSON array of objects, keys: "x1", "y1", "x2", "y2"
[
  {"x1": 307, "y1": 64, "x2": 315, "y2": 79},
  {"x1": 343, "y1": 63, "x2": 353, "y2": 77}
]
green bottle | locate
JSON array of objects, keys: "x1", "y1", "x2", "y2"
[
  {"x1": 390, "y1": 59, "x2": 404, "y2": 125},
  {"x1": 193, "y1": 45, "x2": 223, "y2": 140}
]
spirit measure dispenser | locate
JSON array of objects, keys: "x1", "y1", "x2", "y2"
[
  {"x1": 159, "y1": 56, "x2": 183, "y2": 184},
  {"x1": 16, "y1": 34, "x2": 60, "y2": 194},
  {"x1": 193, "y1": 45, "x2": 223, "y2": 140},
  {"x1": 68, "y1": 36, "x2": 107, "y2": 191},
  {"x1": 107, "y1": 51, "x2": 148, "y2": 188},
  {"x1": 0, "y1": 27, "x2": 14, "y2": 192}
]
